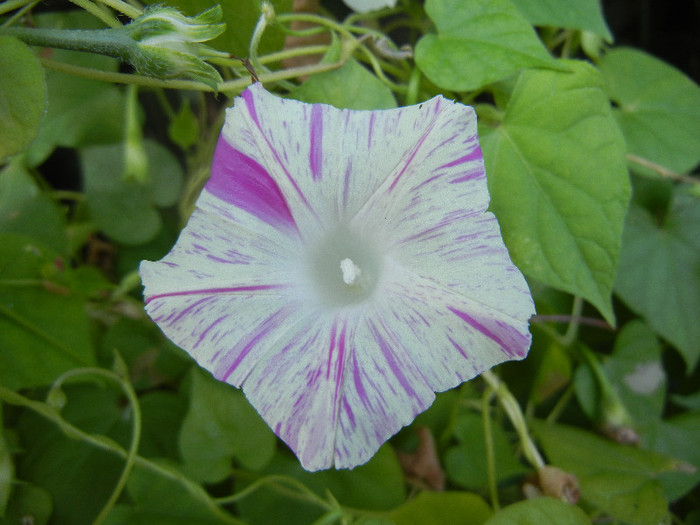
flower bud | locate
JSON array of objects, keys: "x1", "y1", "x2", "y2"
[{"x1": 121, "y1": 6, "x2": 227, "y2": 89}]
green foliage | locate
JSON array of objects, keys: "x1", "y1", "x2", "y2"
[
  {"x1": 0, "y1": 161, "x2": 68, "y2": 254},
  {"x1": 236, "y1": 447, "x2": 405, "y2": 524},
  {"x1": 16, "y1": 384, "x2": 130, "y2": 523},
  {"x1": 480, "y1": 60, "x2": 630, "y2": 325},
  {"x1": 178, "y1": 367, "x2": 276, "y2": 482},
  {"x1": 575, "y1": 321, "x2": 665, "y2": 431},
  {"x1": 533, "y1": 421, "x2": 687, "y2": 525},
  {"x1": 615, "y1": 188, "x2": 700, "y2": 370},
  {"x1": 415, "y1": 0, "x2": 562, "y2": 91},
  {"x1": 0, "y1": 414, "x2": 11, "y2": 517},
  {"x1": 386, "y1": 491, "x2": 492, "y2": 525},
  {"x1": 484, "y1": 497, "x2": 590, "y2": 525},
  {"x1": 142, "y1": 0, "x2": 292, "y2": 59},
  {"x1": 25, "y1": 11, "x2": 127, "y2": 166},
  {"x1": 289, "y1": 58, "x2": 397, "y2": 109},
  {"x1": 599, "y1": 47, "x2": 700, "y2": 174},
  {"x1": 0, "y1": 36, "x2": 46, "y2": 162},
  {"x1": 445, "y1": 413, "x2": 527, "y2": 490},
  {"x1": 0, "y1": 234, "x2": 99, "y2": 390},
  {"x1": 509, "y1": 0, "x2": 612, "y2": 40},
  {"x1": 0, "y1": 0, "x2": 698, "y2": 523}
]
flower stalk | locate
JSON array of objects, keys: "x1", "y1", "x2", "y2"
[{"x1": 482, "y1": 370, "x2": 545, "y2": 470}]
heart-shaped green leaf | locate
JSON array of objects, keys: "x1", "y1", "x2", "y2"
[
  {"x1": 615, "y1": 189, "x2": 700, "y2": 370},
  {"x1": 480, "y1": 60, "x2": 630, "y2": 325},
  {"x1": 510, "y1": 0, "x2": 612, "y2": 40},
  {"x1": 0, "y1": 36, "x2": 46, "y2": 162},
  {"x1": 599, "y1": 47, "x2": 700, "y2": 174},
  {"x1": 415, "y1": 0, "x2": 562, "y2": 91}
]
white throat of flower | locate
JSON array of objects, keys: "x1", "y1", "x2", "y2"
[{"x1": 307, "y1": 225, "x2": 382, "y2": 307}]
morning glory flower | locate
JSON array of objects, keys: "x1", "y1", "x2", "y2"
[{"x1": 139, "y1": 83, "x2": 535, "y2": 471}]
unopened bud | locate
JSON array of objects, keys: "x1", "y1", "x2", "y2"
[{"x1": 121, "y1": 6, "x2": 227, "y2": 89}]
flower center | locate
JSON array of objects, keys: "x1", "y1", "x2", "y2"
[
  {"x1": 340, "y1": 258, "x2": 361, "y2": 285},
  {"x1": 307, "y1": 225, "x2": 382, "y2": 307}
]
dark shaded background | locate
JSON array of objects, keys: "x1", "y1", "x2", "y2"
[{"x1": 603, "y1": 0, "x2": 700, "y2": 82}]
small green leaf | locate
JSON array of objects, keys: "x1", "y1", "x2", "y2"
[
  {"x1": 100, "y1": 317, "x2": 191, "y2": 389},
  {"x1": 599, "y1": 47, "x2": 700, "y2": 174},
  {"x1": 16, "y1": 384, "x2": 130, "y2": 523},
  {"x1": 510, "y1": 0, "x2": 612, "y2": 40},
  {"x1": 484, "y1": 497, "x2": 589, "y2": 525},
  {"x1": 445, "y1": 413, "x2": 527, "y2": 490},
  {"x1": 0, "y1": 36, "x2": 46, "y2": 161},
  {"x1": 614, "y1": 190, "x2": 700, "y2": 370},
  {"x1": 605, "y1": 321, "x2": 666, "y2": 425},
  {"x1": 415, "y1": 0, "x2": 562, "y2": 91},
  {"x1": 289, "y1": 58, "x2": 396, "y2": 110},
  {"x1": 0, "y1": 161, "x2": 67, "y2": 254},
  {"x1": 237, "y1": 447, "x2": 405, "y2": 525},
  {"x1": 644, "y1": 412, "x2": 700, "y2": 501},
  {"x1": 533, "y1": 420, "x2": 680, "y2": 525},
  {"x1": 387, "y1": 491, "x2": 492, "y2": 525},
  {"x1": 25, "y1": 11, "x2": 125, "y2": 166},
  {"x1": 104, "y1": 462, "x2": 233, "y2": 524},
  {"x1": 169, "y1": 98, "x2": 200, "y2": 149},
  {"x1": 138, "y1": 392, "x2": 188, "y2": 460},
  {"x1": 480, "y1": 60, "x2": 630, "y2": 325},
  {"x1": 574, "y1": 321, "x2": 666, "y2": 434},
  {"x1": 149, "y1": 141, "x2": 185, "y2": 207},
  {"x1": 529, "y1": 338, "x2": 572, "y2": 405},
  {"x1": 0, "y1": 483, "x2": 53, "y2": 525},
  {"x1": 0, "y1": 234, "x2": 96, "y2": 390},
  {"x1": 81, "y1": 140, "x2": 183, "y2": 245},
  {"x1": 671, "y1": 391, "x2": 700, "y2": 411},
  {"x1": 82, "y1": 143, "x2": 161, "y2": 245},
  {"x1": 178, "y1": 367, "x2": 276, "y2": 482}
]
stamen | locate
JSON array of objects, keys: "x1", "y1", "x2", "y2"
[{"x1": 340, "y1": 258, "x2": 361, "y2": 285}]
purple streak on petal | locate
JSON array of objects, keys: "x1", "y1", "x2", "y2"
[
  {"x1": 309, "y1": 105, "x2": 323, "y2": 181},
  {"x1": 450, "y1": 171, "x2": 484, "y2": 184},
  {"x1": 145, "y1": 284, "x2": 288, "y2": 304},
  {"x1": 367, "y1": 112, "x2": 375, "y2": 150},
  {"x1": 369, "y1": 320, "x2": 422, "y2": 404},
  {"x1": 412, "y1": 172, "x2": 445, "y2": 191},
  {"x1": 241, "y1": 86, "x2": 317, "y2": 218},
  {"x1": 334, "y1": 323, "x2": 348, "y2": 400},
  {"x1": 342, "y1": 397, "x2": 355, "y2": 427},
  {"x1": 448, "y1": 307, "x2": 528, "y2": 358},
  {"x1": 326, "y1": 320, "x2": 338, "y2": 380},
  {"x1": 193, "y1": 315, "x2": 226, "y2": 349},
  {"x1": 388, "y1": 118, "x2": 438, "y2": 192},
  {"x1": 218, "y1": 306, "x2": 294, "y2": 383},
  {"x1": 438, "y1": 146, "x2": 483, "y2": 170},
  {"x1": 352, "y1": 352, "x2": 370, "y2": 408},
  {"x1": 447, "y1": 334, "x2": 469, "y2": 360},
  {"x1": 208, "y1": 137, "x2": 297, "y2": 231},
  {"x1": 164, "y1": 296, "x2": 214, "y2": 327},
  {"x1": 342, "y1": 161, "x2": 352, "y2": 209}
]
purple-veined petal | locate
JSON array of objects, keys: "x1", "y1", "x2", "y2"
[
  {"x1": 140, "y1": 191, "x2": 303, "y2": 298},
  {"x1": 221, "y1": 84, "x2": 476, "y2": 241},
  {"x1": 241, "y1": 307, "x2": 436, "y2": 471},
  {"x1": 241, "y1": 259, "x2": 531, "y2": 471},
  {"x1": 347, "y1": 96, "x2": 534, "y2": 328}
]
